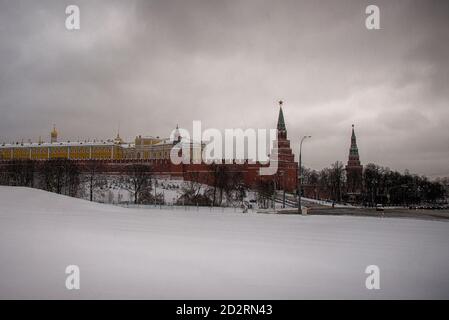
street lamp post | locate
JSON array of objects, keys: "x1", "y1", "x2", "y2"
[
  {"x1": 298, "y1": 135, "x2": 311, "y2": 214},
  {"x1": 282, "y1": 173, "x2": 286, "y2": 209}
]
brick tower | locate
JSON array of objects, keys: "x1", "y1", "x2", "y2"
[
  {"x1": 345, "y1": 124, "x2": 363, "y2": 200},
  {"x1": 270, "y1": 101, "x2": 298, "y2": 191}
]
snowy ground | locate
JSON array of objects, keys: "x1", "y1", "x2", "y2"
[
  {"x1": 301, "y1": 196, "x2": 357, "y2": 208},
  {"x1": 79, "y1": 176, "x2": 187, "y2": 205},
  {"x1": 1, "y1": 186, "x2": 449, "y2": 299},
  {"x1": 80, "y1": 176, "x2": 259, "y2": 207}
]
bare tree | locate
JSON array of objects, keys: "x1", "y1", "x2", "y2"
[
  {"x1": 316, "y1": 162, "x2": 345, "y2": 202},
  {"x1": 81, "y1": 160, "x2": 107, "y2": 202},
  {"x1": 4, "y1": 160, "x2": 35, "y2": 187},
  {"x1": 0, "y1": 165, "x2": 7, "y2": 185},
  {"x1": 224, "y1": 171, "x2": 247, "y2": 206},
  {"x1": 329, "y1": 161, "x2": 345, "y2": 202},
  {"x1": 38, "y1": 159, "x2": 80, "y2": 196},
  {"x1": 180, "y1": 172, "x2": 208, "y2": 205},
  {"x1": 317, "y1": 167, "x2": 331, "y2": 200},
  {"x1": 256, "y1": 179, "x2": 274, "y2": 209},
  {"x1": 119, "y1": 163, "x2": 153, "y2": 204},
  {"x1": 210, "y1": 164, "x2": 239, "y2": 206},
  {"x1": 362, "y1": 163, "x2": 446, "y2": 206}
]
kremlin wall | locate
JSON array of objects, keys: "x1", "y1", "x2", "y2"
[{"x1": 0, "y1": 105, "x2": 300, "y2": 192}]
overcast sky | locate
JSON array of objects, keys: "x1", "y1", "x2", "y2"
[{"x1": 0, "y1": 0, "x2": 448, "y2": 176}]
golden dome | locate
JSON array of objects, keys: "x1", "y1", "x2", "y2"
[{"x1": 50, "y1": 125, "x2": 58, "y2": 142}]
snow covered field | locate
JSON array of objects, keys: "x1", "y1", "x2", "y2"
[{"x1": 1, "y1": 186, "x2": 448, "y2": 299}]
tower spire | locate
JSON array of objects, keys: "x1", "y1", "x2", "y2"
[
  {"x1": 345, "y1": 124, "x2": 363, "y2": 200},
  {"x1": 173, "y1": 124, "x2": 181, "y2": 143},
  {"x1": 277, "y1": 100, "x2": 286, "y2": 132},
  {"x1": 50, "y1": 124, "x2": 58, "y2": 143},
  {"x1": 114, "y1": 122, "x2": 124, "y2": 144},
  {"x1": 349, "y1": 124, "x2": 359, "y2": 159}
]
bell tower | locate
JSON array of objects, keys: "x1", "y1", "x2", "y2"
[
  {"x1": 50, "y1": 125, "x2": 58, "y2": 143},
  {"x1": 173, "y1": 124, "x2": 181, "y2": 144}
]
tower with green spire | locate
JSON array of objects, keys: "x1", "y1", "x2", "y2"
[
  {"x1": 268, "y1": 100, "x2": 297, "y2": 191},
  {"x1": 348, "y1": 124, "x2": 360, "y2": 166},
  {"x1": 345, "y1": 124, "x2": 363, "y2": 197},
  {"x1": 277, "y1": 100, "x2": 287, "y2": 139}
]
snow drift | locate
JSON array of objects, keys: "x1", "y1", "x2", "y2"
[{"x1": 0, "y1": 186, "x2": 448, "y2": 299}]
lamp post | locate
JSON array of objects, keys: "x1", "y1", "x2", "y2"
[
  {"x1": 298, "y1": 135, "x2": 311, "y2": 214},
  {"x1": 282, "y1": 172, "x2": 286, "y2": 209}
]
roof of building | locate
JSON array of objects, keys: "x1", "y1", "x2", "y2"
[{"x1": 0, "y1": 141, "x2": 119, "y2": 148}]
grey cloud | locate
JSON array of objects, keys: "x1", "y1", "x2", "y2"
[{"x1": 0, "y1": 0, "x2": 448, "y2": 176}]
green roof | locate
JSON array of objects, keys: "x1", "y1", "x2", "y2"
[{"x1": 277, "y1": 106, "x2": 286, "y2": 131}]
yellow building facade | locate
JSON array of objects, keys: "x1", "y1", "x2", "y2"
[
  {"x1": 0, "y1": 142, "x2": 126, "y2": 161},
  {"x1": 0, "y1": 126, "x2": 189, "y2": 161}
]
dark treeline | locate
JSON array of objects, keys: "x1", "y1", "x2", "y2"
[
  {"x1": 256, "y1": 180, "x2": 275, "y2": 209},
  {"x1": 0, "y1": 159, "x2": 156, "y2": 204},
  {"x1": 179, "y1": 165, "x2": 247, "y2": 207},
  {"x1": 0, "y1": 159, "x2": 80, "y2": 196},
  {"x1": 1, "y1": 159, "x2": 447, "y2": 207},
  {"x1": 0, "y1": 159, "x2": 249, "y2": 207},
  {"x1": 302, "y1": 162, "x2": 448, "y2": 206},
  {"x1": 0, "y1": 159, "x2": 249, "y2": 209},
  {"x1": 113, "y1": 163, "x2": 154, "y2": 204}
]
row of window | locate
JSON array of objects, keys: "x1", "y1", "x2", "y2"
[{"x1": 1, "y1": 147, "x2": 173, "y2": 160}]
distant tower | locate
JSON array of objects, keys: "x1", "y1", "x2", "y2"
[
  {"x1": 345, "y1": 124, "x2": 363, "y2": 198},
  {"x1": 173, "y1": 124, "x2": 181, "y2": 143},
  {"x1": 50, "y1": 125, "x2": 58, "y2": 143},
  {"x1": 114, "y1": 125, "x2": 123, "y2": 144}
]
